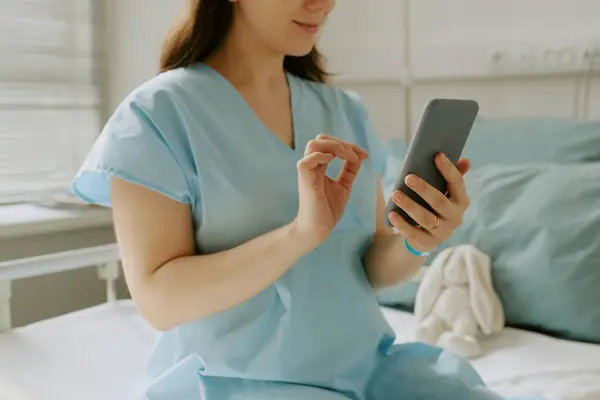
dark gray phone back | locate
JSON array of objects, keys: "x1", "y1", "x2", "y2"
[{"x1": 385, "y1": 98, "x2": 479, "y2": 227}]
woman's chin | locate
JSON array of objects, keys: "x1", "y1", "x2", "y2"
[{"x1": 284, "y1": 42, "x2": 317, "y2": 58}]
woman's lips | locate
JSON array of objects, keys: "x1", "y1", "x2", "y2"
[{"x1": 293, "y1": 21, "x2": 320, "y2": 35}]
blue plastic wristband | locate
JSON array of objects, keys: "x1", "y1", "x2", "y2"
[{"x1": 404, "y1": 237, "x2": 438, "y2": 257}]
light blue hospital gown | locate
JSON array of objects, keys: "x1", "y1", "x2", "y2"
[{"x1": 71, "y1": 63, "x2": 541, "y2": 400}]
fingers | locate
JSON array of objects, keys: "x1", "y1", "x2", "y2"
[
  {"x1": 297, "y1": 152, "x2": 334, "y2": 171},
  {"x1": 304, "y1": 134, "x2": 369, "y2": 191},
  {"x1": 389, "y1": 154, "x2": 472, "y2": 252},
  {"x1": 456, "y1": 158, "x2": 471, "y2": 176},
  {"x1": 435, "y1": 153, "x2": 469, "y2": 207},
  {"x1": 316, "y1": 133, "x2": 369, "y2": 160},
  {"x1": 403, "y1": 174, "x2": 455, "y2": 220},
  {"x1": 304, "y1": 137, "x2": 359, "y2": 163},
  {"x1": 336, "y1": 156, "x2": 362, "y2": 191},
  {"x1": 388, "y1": 211, "x2": 440, "y2": 251},
  {"x1": 390, "y1": 190, "x2": 453, "y2": 241}
]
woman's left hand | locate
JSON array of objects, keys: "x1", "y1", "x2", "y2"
[{"x1": 388, "y1": 153, "x2": 471, "y2": 253}]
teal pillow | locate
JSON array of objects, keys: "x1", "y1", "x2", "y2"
[
  {"x1": 379, "y1": 162, "x2": 600, "y2": 344},
  {"x1": 385, "y1": 117, "x2": 600, "y2": 167},
  {"x1": 465, "y1": 117, "x2": 600, "y2": 167}
]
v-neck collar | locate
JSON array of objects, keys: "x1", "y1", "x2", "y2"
[{"x1": 196, "y1": 62, "x2": 301, "y2": 157}]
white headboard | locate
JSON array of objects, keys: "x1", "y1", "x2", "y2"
[{"x1": 320, "y1": 0, "x2": 600, "y2": 140}]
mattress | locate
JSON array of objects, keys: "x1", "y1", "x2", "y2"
[{"x1": 0, "y1": 301, "x2": 599, "y2": 400}]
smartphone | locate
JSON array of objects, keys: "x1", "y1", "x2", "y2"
[{"x1": 385, "y1": 98, "x2": 479, "y2": 227}]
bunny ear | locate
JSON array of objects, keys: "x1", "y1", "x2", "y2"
[
  {"x1": 414, "y1": 247, "x2": 452, "y2": 321},
  {"x1": 465, "y1": 246, "x2": 505, "y2": 335}
]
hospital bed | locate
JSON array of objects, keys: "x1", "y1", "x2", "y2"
[{"x1": 1, "y1": 244, "x2": 600, "y2": 400}]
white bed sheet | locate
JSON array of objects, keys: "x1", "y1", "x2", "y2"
[
  {"x1": 0, "y1": 301, "x2": 154, "y2": 400},
  {"x1": 382, "y1": 308, "x2": 600, "y2": 400},
  {"x1": 1, "y1": 301, "x2": 599, "y2": 400}
]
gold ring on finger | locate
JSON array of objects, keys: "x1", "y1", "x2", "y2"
[{"x1": 426, "y1": 216, "x2": 440, "y2": 231}]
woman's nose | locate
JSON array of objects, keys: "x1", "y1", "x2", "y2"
[{"x1": 305, "y1": 0, "x2": 335, "y2": 13}]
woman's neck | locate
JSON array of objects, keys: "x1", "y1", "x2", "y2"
[{"x1": 206, "y1": 22, "x2": 287, "y2": 92}]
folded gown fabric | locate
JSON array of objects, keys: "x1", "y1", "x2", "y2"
[{"x1": 145, "y1": 342, "x2": 543, "y2": 399}]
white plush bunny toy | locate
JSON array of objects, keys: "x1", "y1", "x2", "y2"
[{"x1": 413, "y1": 244, "x2": 505, "y2": 359}]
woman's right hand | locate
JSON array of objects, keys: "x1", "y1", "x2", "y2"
[{"x1": 293, "y1": 133, "x2": 369, "y2": 250}]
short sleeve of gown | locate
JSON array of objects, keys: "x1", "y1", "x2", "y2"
[
  {"x1": 71, "y1": 98, "x2": 192, "y2": 207},
  {"x1": 344, "y1": 91, "x2": 393, "y2": 178}
]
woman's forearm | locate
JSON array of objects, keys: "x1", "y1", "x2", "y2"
[
  {"x1": 139, "y1": 222, "x2": 312, "y2": 331},
  {"x1": 362, "y1": 228, "x2": 425, "y2": 290}
]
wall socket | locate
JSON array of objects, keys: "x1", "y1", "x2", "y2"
[{"x1": 489, "y1": 44, "x2": 600, "y2": 75}]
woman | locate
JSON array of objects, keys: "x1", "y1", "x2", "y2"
[{"x1": 72, "y1": 1, "x2": 541, "y2": 399}]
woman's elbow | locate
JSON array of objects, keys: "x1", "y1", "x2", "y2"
[
  {"x1": 134, "y1": 293, "x2": 177, "y2": 332},
  {"x1": 128, "y1": 274, "x2": 177, "y2": 332},
  {"x1": 142, "y1": 313, "x2": 175, "y2": 332}
]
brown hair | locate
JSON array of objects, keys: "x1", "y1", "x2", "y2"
[{"x1": 159, "y1": 0, "x2": 328, "y2": 83}]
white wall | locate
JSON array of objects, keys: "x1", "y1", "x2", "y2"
[
  {"x1": 318, "y1": 0, "x2": 406, "y2": 82},
  {"x1": 104, "y1": 0, "x2": 186, "y2": 110},
  {"x1": 410, "y1": 0, "x2": 600, "y2": 79},
  {"x1": 407, "y1": 0, "x2": 600, "y2": 132}
]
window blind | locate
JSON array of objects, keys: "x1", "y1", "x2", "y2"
[{"x1": 0, "y1": 0, "x2": 102, "y2": 203}]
